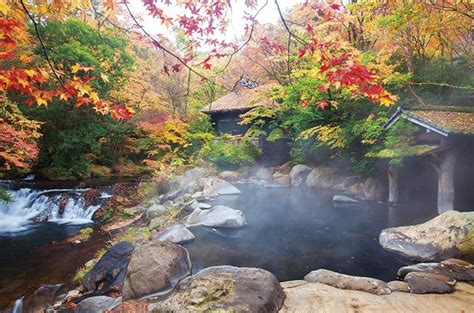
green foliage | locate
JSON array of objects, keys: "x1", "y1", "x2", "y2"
[
  {"x1": 0, "y1": 187, "x2": 12, "y2": 202},
  {"x1": 36, "y1": 19, "x2": 133, "y2": 96},
  {"x1": 376, "y1": 119, "x2": 420, "y2": 167},
  {"x1": 199, "y1": 139, "x2": 260, "y2": 170},
  {"x1": 77, "y1": 227, "x2": 94, "y2": 241},
  {"x1": 18, "y1": 18, "x2": 138, "y2": 179}
]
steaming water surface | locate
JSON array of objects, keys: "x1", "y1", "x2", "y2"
[{"x1": 185, "y1": 184, "x2": 437, "y2": 281}]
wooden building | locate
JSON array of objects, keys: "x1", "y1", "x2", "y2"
[
  {"x1": 384, "y1": 106, "x2": 474, "y2": 214},
  {"x1": 201, "y1": 79, "x2": 290, "y2": 166}
]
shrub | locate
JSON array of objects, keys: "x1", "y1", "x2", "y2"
[{"x1": 200, "y1": 139, "x2": 260, "y2": 170}]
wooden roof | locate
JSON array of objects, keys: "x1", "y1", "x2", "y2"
[
  {"x1": 201, "y1": 82, "x2": 278, "y2": 114},
  {"x1": 384, "y1": 106, "x2": 474, "y2": 137}
]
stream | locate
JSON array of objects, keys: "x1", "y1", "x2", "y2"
[{"x1": 0, "y1": 179, "x2": 114, "y2": 309}]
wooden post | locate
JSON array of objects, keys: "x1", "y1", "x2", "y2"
[
  {"x1": 437, "y1": 149, "x2": 457, "y2": 214},
  {"x1": 388, "y1": 165, "x2": 399, "y2": 204}
]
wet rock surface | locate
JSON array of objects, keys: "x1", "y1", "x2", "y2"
[
  {"x1": 122, "y1": 240, "x2": 191, "y2": 300},
  {"x1": 82, "y1": 241, "x2": 134, "y2": 295},
  {"x1": 404, "y1": 272, "x2": 456, "y2": 294},
  {"x1": 186, "y1": 205, "x2": 247, "y2": 228},
  {"x1": 75, "y1": 296, "x2": 121, "y2": 313},
  {"x1": 397, "y1": 258, "x2": 474, "y2": 281},
  {"x1": 19, "y1": 284, "x2": 68, "y2": 313},
  {"x1": 304, "y1": 269, "x2": 391, "y2": 295},
  {"x1": 109, "y1": 299, "x2": 149, "y2": 313},
  {"x1": 150, "y1": 266, "x2": 285, "y2": 312},
  {"x1": 156, "y1": 224, "x2": 195, "y2": 244},
  {"x1": 256, "y1": 168, "x2": 273, "y2": 182},
  {"x1": 379, "y1": 211, "x2": 474, "y2": 261}
]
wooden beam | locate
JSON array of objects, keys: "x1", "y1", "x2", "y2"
[{"x1": 437, "y1": 149, "x2": 457, "y2": 213}]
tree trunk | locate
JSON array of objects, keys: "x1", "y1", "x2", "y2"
[
  {"x1": 388, "y1": 165, "x2": 399, "y2": 204},
  {"x1": 437, "y1": 149, "x2": 457, "y2": 214}
]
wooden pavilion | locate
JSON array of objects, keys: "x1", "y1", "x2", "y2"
[
  {"x1": 201, "y1": 78, "x2": 290, "y2": 166},
  {"x1": 383, "y1": 105, "x2": 474, "y2": 214}
]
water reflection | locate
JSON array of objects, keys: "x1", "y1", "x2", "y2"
[{"x1": 185, "y1": 185, "x2": 436, "y2": 281}]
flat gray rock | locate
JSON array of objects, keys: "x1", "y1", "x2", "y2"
[
  {"x1": 186, "y1": 205, "x2": 247, "y2": 228},
  {"x1": 156, "y1": 224, "x2": 195, "y2": 244}
]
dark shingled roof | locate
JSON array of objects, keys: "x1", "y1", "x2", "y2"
[
  {"x1": 385, "y1": 105, "x2": 474, "y2": 136},
  {"x1": 201, "y1": 83, "x2": 278, "y2": 114}
]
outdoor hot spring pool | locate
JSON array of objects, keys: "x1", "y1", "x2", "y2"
[{"x1": 184, "y1": 184, "x2": 437, "y2": 282}]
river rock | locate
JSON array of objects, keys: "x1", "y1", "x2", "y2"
[
  {"x1": 156, "y1": 224, "x2": 195, "y2": 244},
  {"x1": 109, "y1": 300, "x2": 149, "y2": 313},
  {"x1": 387, "y1": 280, "x2": 410, "y2": 293},
  {"x1": 278, "y1": 161, "x2": 293, "y2": 174},
  {"x1": 305, "y1": 167, "x2": 345, "y2": 189},
  {"x1": 273, "y1": 174, "x2": 291, "y2": 186},
  {"x1": 122, "y1": 240, "x2": 191, "y2": 300},
  {"x1": 148, "y1": 216, "x2": 168, "y2": 231},
  {"x1": 290, "y1": 164, "x2": 312, "y2": 187},
  {"x1": 361, "y1": 177, "x2": 385, "y2": 201},
  {"x1": 379, "y1": 211, "x2": 474, "y2": 261},
  {"x1": 75, "y1": 296, "x2": 121, "y2": 313},
  {"x1": 202, "y1": 177, "x2": 241, "y2": 197},
  {"x1": 150, "y1": 266, "x2": 285, "y2": 312},
  {"x1": 218, "y1": 170, "x2": 241, "y2": 182},
  {"x1": 280, "y1": 280, "x2": 474, "y2": 312},
  {"x1": 304, "y1": 269, "x2": 391, "y2": 295},
  {"x1": 20, "y1": 284, "x2": 68, "y2": 313},
  {"x1": 146, "y1": 203, "x2": 167, "y2": 219},
  {"x1": 186, "y1": 205, "x2": 247, "y2": 228},
  {"x1": 397, "y1": 258, "x2": 474, "y2": 281},
  {"x1": 256, "y1": 167, "x2": 273, "y2": 181},
  {"x1": 404, "y1": 272, "x2": 456, "y2": 294},
  {"x1": 82, "y1": 241, "x2": 134, "y2": 294},
  {"x1": 333, "y1": 195, "x2": 359, "y2": 203}
]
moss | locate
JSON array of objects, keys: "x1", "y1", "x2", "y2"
[
  {"x1": 77, "y1": 227, "x2": 94, "y2": 241},
  {"x1": 88, "y1": 164, "x2": 112, "y2": 177}
]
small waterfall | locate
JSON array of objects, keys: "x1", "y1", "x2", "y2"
[
  {"x1": 0, "y1": 188, "x2": 109, "y2": 233},
  {"x1": 12, "y1": 297, "x2": 23, "y2": 313}
]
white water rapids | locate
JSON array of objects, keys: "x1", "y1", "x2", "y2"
[{"x1": 0, "y1": 188, "x2": 109, "y2": 233}]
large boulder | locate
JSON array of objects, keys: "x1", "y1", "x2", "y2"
[
  {"x1": 304, "y1": 269, "x2": 391, "y2": 295},
  {"x1": 379, "y1": 211, "x2": 474, "y2": 261},
  {"x1": 280, "y1": 280, "x2": 474, "y2": 312},
  {"x1": 75, "y1": 296, "x2": 121, "y2": 313},
  {"x1": 256, "y1": 167, "x2": 273, "y2": 182},
  {"x1": 397, "y1": 258, "x2": 474, "y2": 281},
  {"x1": 305, "y1": 167, "x2": 345, "y2": 189},
  {"x1": 122, "y1": 240, "x2": 191, "y2": 300},
  {"x1": 290, "y1": 164, "x2": 312, "y2": 187},
  {"x1": 186, "y1": 205, "x2": 247, "y2": 228},
  {"x1": 202, "y1": 177, "x2": 241, "y2": 197},
  {"x1": 360, "y1": 177, "x2": 385, "y2": 201},
  {"x1": 150, "y1": 266, "x2": 285, "y2": 312},
  {"x1": 404, "y1": 272, "x2": 456, "y2": 294},
  {"x1": 165, "y1": 167, "x2": 209, "y2": 200},
  {"x1": 156, "y1": 224, "x2": 195, "y2": 244},
  {"x1": 218, "y1": 170, "x2": 241, "y2": 182},
  {"x1": 82, "y1": 241, "x2": 134, "y2": 295}
]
